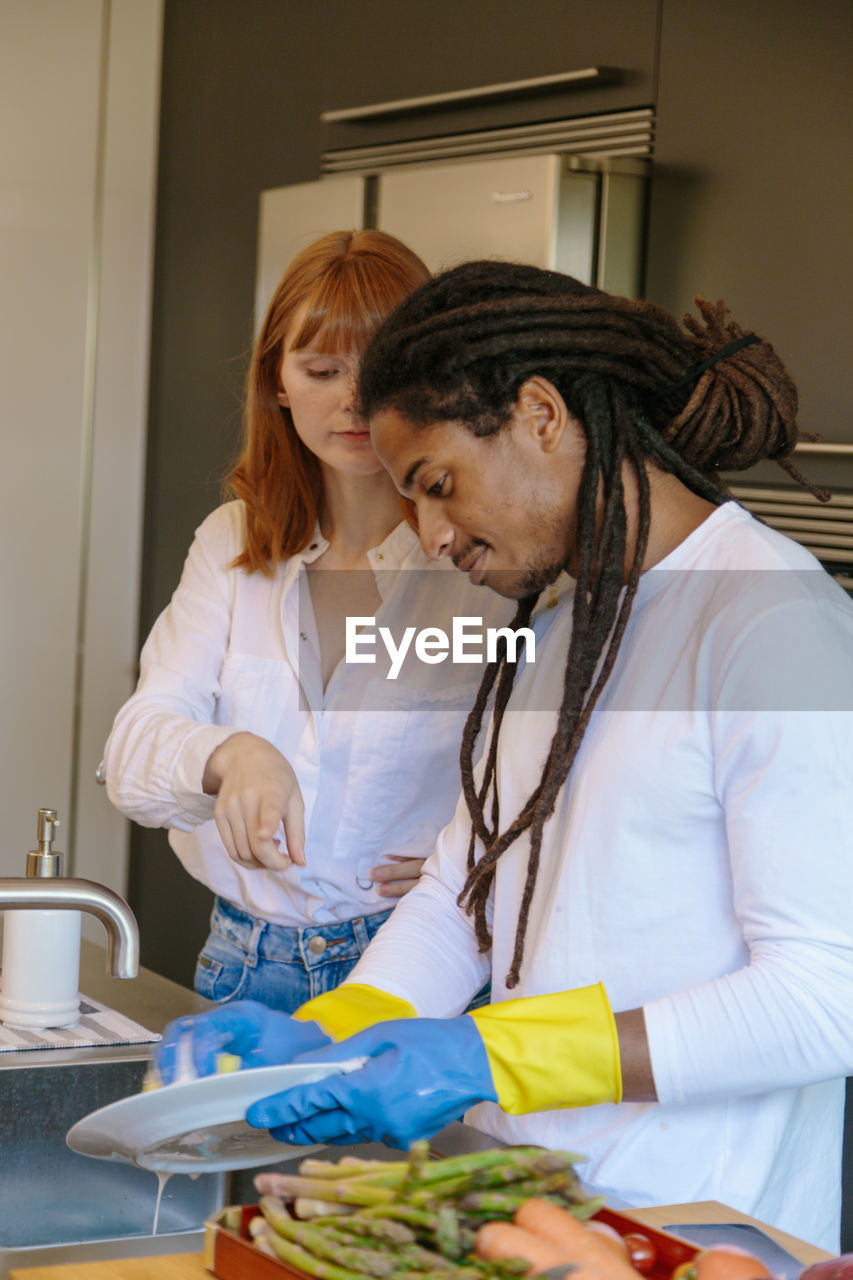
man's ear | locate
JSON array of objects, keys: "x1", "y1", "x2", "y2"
[
  {"x1": 275, "y1": 388, "x2": 289, "y2": 408},
  {"x1": 516, "y1": 376, "x2": 571, "y2": 453}
]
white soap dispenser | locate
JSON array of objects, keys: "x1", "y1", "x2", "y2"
[{"x1": 0, "y1": 808, "x2": 82, "y2": 1029}]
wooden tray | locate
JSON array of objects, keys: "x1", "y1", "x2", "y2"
[{"x1": 205, "y1": 1203, "x2": 701, "y2": 1280}]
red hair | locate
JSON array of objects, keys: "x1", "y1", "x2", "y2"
[{"x1": 227, "y1": 230, "x2": 429, "y2": 573}]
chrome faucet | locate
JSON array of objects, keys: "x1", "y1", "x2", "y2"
[{"x1": 0, "y1": 809, "x2": 139, "y2": 978}]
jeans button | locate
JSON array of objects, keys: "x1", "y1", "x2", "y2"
[{"x1": 307, "y1": 935, "x2": 327, "y2": 955}]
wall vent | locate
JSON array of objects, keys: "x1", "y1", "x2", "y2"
[
  {"x1": 731, "y1": 484, "x2": 853, "y2": 593},
  {"x1": 321, "y1": 108, "x2": 655, "y2": 174}
]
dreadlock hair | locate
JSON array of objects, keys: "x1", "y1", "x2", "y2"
[{"x1": 359, "y1": 260, "x2": 819, "y2": 989}]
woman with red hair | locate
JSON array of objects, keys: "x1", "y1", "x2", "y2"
[{"x1": 103, "y1": 231, "x2": 505, "y2": 1011}]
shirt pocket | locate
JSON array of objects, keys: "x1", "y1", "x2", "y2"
[
  {"x1": 336, "y1": 677, "x2": 479, "y2": 861},
  {"x1": 217, "y1": 653, "x2": 303, "y2": 748}
]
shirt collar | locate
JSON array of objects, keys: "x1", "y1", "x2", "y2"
[
  {"x1": 366, "y1": 519, "x2": 421, "y2": 570},
  {"x1": 296, "y1": 525, "x2": 329, "y2": 566},
  {"x1": 293, "y1": 519, "x2": 420, "y2": 569}
]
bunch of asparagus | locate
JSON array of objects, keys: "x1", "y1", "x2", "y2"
[{"x1": 247, "y1": 1141, "x2": 603, "y2": 1279}]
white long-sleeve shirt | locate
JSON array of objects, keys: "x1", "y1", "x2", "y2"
[
  {"x1": 103, "y1": 501, "x2": 512, "y2": 926},
  {"x1": 349, "y1": 502, "x2": 853, "y2": 1250}
]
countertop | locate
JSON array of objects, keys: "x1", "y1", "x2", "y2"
[
  {"x1": 7, "y1": 1199, "x2": 834, "y2": 1277},
  {"x1": 1, "y1": 964, "x2": 835, "y2": 1277},
  {"x1": 0, "y1": 940, "x2": 212, "y2": 1070}
]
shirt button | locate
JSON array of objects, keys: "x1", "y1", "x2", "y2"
[
  {"x1": 307, "y1": 936, "x2": 327, "y2": 954},
  {"x1": 376, "y1": 552, "x2": 384, "y2": 561},
  {"x1": 309, "y1": 543, "x2": 318, "y2": 551}
]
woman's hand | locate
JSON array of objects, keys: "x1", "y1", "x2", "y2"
[
  {"x1": 203, "y1": 732, "x2": 306, "y2": 870},
  {"x1": 370, "y1": 855, "x2": 426, "y2": 898}
]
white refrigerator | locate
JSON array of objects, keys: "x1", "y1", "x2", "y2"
[{"x1": 254, "y1": 153, "x2": 647, "y2": 329}]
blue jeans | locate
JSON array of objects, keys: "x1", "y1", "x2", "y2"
[
  {"x1": 195, "y1": 895, "x2": 490, "y2": 1014},
  {"x1": 194, "y1": 897, "x2": 394, "y2": 1013}
]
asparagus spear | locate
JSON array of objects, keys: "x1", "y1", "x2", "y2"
[
  {"x1": 559, "y1": 1194, "x2": 605, "y2": 1220},
  {"x1": 328, "y1": 1224, "x2": 460, "y2": 1273},
  {"x1": 468, "y1": 1258, "x2": 529, "y2": 1277},
  {"x1": 466, "y1": 1155, "x2": 582, "y2": 1193},
  {"x1": 405, "y1": 1147, "x2": 569, "y2": 1187},
  {"x1": 291, "y1": 1214, "x2": 447, "y2": 1274},
  {"x1": 356, "y1": 1203, "x2": 445, "y2": 1231},
  {"x1": 264, "y1": 1231, "x2": 367, "y2": 1280},
  {"x1": 247, "y1": 1214, "x2": 279, "y2": 1257},
  {"x1": 415, "y1": 1153, "x2": 581, "y2": 1198},
  {"x1": 435, "y1": 1202, "x2": 464, "y2": 1259},
  {"x1": 259, "y1": 1174, "x2": 397, "y2": 1206},
  {"x1": 406, "y1": 1174, "x2": 482, "y2": 1206},
  {"x1": 260, "y1": 1197, "x2": 397, "y2": 1279},
  {"x1": 295, "y1": 1197, "x2": 359, "y2": 1218},
  {"x1": 312, "y1": 1212, "x2": 418, "y2": 1245},
  {"x1": 299, "y1": 1157, "x2": 402, "y2": 1177},
  {"x1": 457, "y1": 1187, "x2": 604, "y2": 1218}
]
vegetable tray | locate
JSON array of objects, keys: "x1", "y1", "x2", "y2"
[
  {"x1": 204, "y1": 1203, "x2": 700, "y2": 1280},
  {"x1": 595, "y1": 1208, "x2": 700, "y2": 1277}
]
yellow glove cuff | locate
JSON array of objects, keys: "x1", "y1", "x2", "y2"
[
  {"x1": 468, "y1": 982, "x2": 622, "y2": 1113},
  {"x1": 294, "y1": 983, "x2": 416, "y2": 1041}
]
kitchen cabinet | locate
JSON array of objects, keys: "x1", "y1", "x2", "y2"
[{"x1": 316, "y1": 0, "x2": 658, "y2": 155}]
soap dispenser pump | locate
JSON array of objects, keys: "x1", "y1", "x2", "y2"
[{"x1": 0, "y1": 808, "x2": 82, "y2": 1029}]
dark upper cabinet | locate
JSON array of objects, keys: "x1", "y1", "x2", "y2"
[{"x1": 317, "y1": 0, "x2": 659, "y2": 155}]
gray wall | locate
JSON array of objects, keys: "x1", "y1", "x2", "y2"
[
  {"x1": 647, "y1": 0, "x2": 853, "y2": 494},
  {"x1": 0, "y1": 0, "x2": 161, "y2": 892}
]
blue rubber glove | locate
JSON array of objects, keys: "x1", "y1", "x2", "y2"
[
  {"x1": 244, "y1": 1016, "x2": 498, "y2": 1148},
  {"x1": 153, "y1": 999, "x2": 331, "y2": 1084}
]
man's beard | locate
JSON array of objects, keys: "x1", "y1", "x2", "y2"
[
  {"x1": 484, "y1": 556, "x2": 564, "y2": 600},
  {"x1": 515, "y1": 556, "x2": 565, "y2": 596}
]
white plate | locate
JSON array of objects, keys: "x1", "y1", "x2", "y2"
[{"x1": 66, "y1": 1058, "x2": 364, "y2": 1173}]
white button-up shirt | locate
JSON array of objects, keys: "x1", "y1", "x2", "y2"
[
  {"x1": 104, "y1": 500, "x2": 512, "y2": 925},
  {"x1": 350, "y1": 503, "x2": 853, "y2": 1250}
]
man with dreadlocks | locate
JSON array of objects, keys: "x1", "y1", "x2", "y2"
[{"x1": 154, "y1": 264, "x2": 853, "y2": 1250}]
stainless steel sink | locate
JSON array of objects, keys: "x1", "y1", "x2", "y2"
[
  {"x1": 0, "y1": 942, "x2": 224, "y2": 1277},
  {"x1": 0, "y1": 941, "x2": 510, "y2": 1277}
]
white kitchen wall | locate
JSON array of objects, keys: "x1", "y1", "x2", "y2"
[{"x1": 0, "y1": 0, "x2": 162, "y2": 897}]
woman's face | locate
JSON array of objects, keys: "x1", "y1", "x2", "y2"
[{"x1": 277, "y1": 318, "x2": 384, "y2": 477}]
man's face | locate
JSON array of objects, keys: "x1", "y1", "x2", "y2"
[{"x1": 370, "y1": 381, "x2": 582, "y2": 598}]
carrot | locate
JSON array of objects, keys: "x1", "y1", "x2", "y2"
[
  {"x1": 476, "y1": 1220, "x2": 581, "y2": 1275},
  {"x1": 585, "y1": 1221, "x2": 630, "y2": 1260},
  {"x1": 477, "y1": 1210, "x2": 640, "y2": 1280},
  {"x1": 513, "y1": 1200, "x2": 638, "y2": 1279}
]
